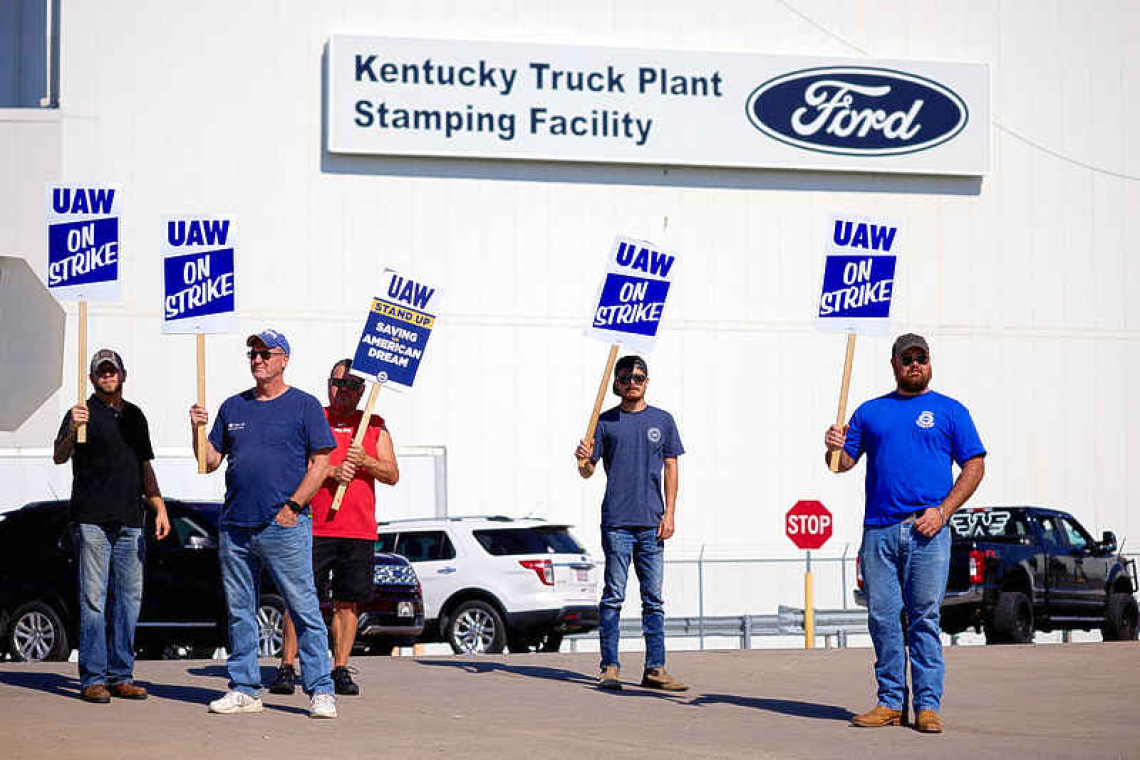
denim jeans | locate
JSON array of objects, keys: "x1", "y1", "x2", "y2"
[
  {"x1": 219, "y1": 514, "x2": 332, "y2": 697},
  {"x1": 598, "y1": 526, "x2": 666, "y2": 671},
  {"x1": 74, "y1": 523, "x2": 145, "y2": 689},
  {"x1": 859, "y1": 521, "x2": 952, "y2": 712}
]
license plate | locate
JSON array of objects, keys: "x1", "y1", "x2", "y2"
[
  {"x1": 397, "y1": 601, "x2": 414, "y2": 618},
  {"x1": 576, "y1": 569, "x2": 589, "y2": 582}
]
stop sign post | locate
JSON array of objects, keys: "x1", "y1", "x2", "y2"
[{"x1": 786, "y1": 500, "x2": 834, "y2": 649}]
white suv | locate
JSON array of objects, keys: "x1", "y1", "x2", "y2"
[{"x1": 376, "y1": 516, "x2": 599, "y2": 654}]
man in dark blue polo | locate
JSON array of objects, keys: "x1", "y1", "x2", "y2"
[
  {"x1": 575, "y1": 355, "x2": 686, "y2": 692},
  {"x1": 189, "y1": 329, "x2": 338, "y2": 719}
]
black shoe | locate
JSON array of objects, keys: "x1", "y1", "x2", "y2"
[
  {"x1": 332, "y1": 666, "x2": 359, "y2": 696},
  {"x1": 268, "y1": 665, "x2": 297, "y2": 695}
]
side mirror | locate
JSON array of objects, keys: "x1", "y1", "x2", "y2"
[{"x1": 1100, "y1": 531, "x2": 1117, "y2": 554}]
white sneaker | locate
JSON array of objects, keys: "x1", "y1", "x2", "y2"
[
  {"x1": 208, "y1": 691, "x2": 264, "y2": 714},
  {"x1": 309, "y1": 692, "x2": 337, "y2": 719}
]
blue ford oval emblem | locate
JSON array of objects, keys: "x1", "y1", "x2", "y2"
[{"x1": 745, "y1": 66, "x2": 968, "y2": 156}]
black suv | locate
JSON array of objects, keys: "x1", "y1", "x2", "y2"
[{"x1": 0, "y1": 500, "x2": 424, "y2": 661}]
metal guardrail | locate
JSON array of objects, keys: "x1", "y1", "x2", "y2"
[{"x1": 567, "y1": 607, "x2": 869, "y2": 649}]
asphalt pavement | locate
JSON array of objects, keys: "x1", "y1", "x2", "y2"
[{"x1": 0, "y1": 643, "x2": 1136, "y2": 759}]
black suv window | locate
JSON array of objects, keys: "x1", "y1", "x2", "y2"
[
  {"x1": 1037, "y1": 515, "x2": 1065, "y2": 547},
  {"x1": 473, "y1": 527, "x2": 585, "y2": 556},
  {"x1": 376, "y1": 533, "x2": 398, "y2": 553},
  {"x1": 1059, "y1": 517, "x2": 1091, "y2": 552},
  {"x1": 394, "y1": 531, "x2": 455, "y2": 562}
]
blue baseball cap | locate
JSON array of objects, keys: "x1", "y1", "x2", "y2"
[{"x1": 246, "y1": 329, "x2": 291, "y2": 354}]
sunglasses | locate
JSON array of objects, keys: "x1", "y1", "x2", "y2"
[
  {"x1": 616, "y1": 374, "x2": 648, "y2": 385},
  {"x1": 329, "y1": 377, "x2": 364, "y2": 390},
  {"x1": 247, "y1": 349, "x2": 285, "y2": 361},
  {"x1": 899, "y1": 353, "x2": 929, "y2": 367}
]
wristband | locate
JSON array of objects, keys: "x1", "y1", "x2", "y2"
[{"x1": 284, "y1": 499, "x2": 303, "y2": 514}]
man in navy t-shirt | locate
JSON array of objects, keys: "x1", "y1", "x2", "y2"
[
  {"x1": 825, "y1": 334, "x2": 986, "y2": 734},
  {"x1": 576, "y1": 355, "x2": 687, "y2": 692},
  {"x1": 189, "y1": 329, "x2": 339, "y2": 719}
]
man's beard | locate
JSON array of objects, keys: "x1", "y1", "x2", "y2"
[{"x1": 898, "y1": 373, "x2": 929, "y2": 393}]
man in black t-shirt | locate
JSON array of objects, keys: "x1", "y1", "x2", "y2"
[{"x1": 53, "y1": 349, "x2": 170, "y2": 704}]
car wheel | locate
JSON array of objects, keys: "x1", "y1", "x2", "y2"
[
  {"x1": 257, "y1": 594, "x2": 287, "y2": 658},
  {"x1": 1102, "y1": 592, "x2": 1139, "y2": 641},
  {"x1": 447, "y1": 601, "x2": 506, "y2": 654},
  {"x1": 989, "y1": 591, "x2": 1034, "y2": 644},
  {"x1": 7, "y1": 602, "x2": 69, "y2": 662}
]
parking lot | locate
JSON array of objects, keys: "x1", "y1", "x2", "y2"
[{"x1": 0, "y1": 643, "x2": 1136, "y2": 759}]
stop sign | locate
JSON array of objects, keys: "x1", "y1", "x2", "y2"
[
  {"x1": 0, "y1": 257, "x2": 65, "y2": 430},
  {"x1": 786, "y1": 500, "x2": 833, "y2": 550}
]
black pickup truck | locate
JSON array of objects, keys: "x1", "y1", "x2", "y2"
[{"x1": 855, "y1": 506, "x2": 1138, "y2": 644}]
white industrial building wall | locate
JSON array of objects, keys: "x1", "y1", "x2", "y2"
[{"x1": 2, "y1": 1, "x2": 1138, "y2": 616}]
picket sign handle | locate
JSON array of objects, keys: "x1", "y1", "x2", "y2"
[
  {"x1": 828, "y1": 332, "x2": 857, "y2": 473},
  {"x1": 196, "y1": 333, "x2": 207, "y2": 474},
  {"x1": 579, "y1": 344, "x2": 620, "y2": 466},
  {"x1": 76, "y1": 300, "x2": 88, "y2": 443},
  {"x1": 329, "y1": 381, "x2": 381, "y2": 513}
]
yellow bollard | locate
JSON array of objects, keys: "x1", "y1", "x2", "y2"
[{"x1": 804, "y1": 551, "x2": 814, "y2": 649}]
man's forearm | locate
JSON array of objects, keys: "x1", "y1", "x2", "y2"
[
  {"x1": 361, "y1": 455, "x2": 399, "y2": 485},
  {"x1": 292, "y1": 453, "x2": 332, "y2": 505},
  {"x1": 663, "y1": 460, "x2": 678, "y2": 516},
  {"x1": 939, "y1": 457, "x2": 986, "y2": 518},
  {"x1": 53, "y1": 432, "x2": 75, "y2": 464},
  {"x1": 142, "y1": 462, "x2": 162, "y2": 500}
]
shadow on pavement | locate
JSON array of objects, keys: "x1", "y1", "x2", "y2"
[
  {"x1": 0, "y1": 670, "x2": 80, "y2": 699},
  {"x1": 184, "y1": 664, "x2": 312, "y2": 715},
  {"x1": 688, "y1": 693, "x2": 855, "y2": 721},
  {"x1": 416, "y1": 659, "x2": 689, "y2": 701}
]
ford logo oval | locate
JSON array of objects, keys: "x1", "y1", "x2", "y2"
[{"x1": 745, "y1": 66, "x2": 969, "y2": 156}]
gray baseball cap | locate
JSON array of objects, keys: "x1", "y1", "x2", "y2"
[
  {"x1": 89, "y1": 349, "x2": 125, "y2": 375},
  {"x1": 891, "y1": 333, "x2": 929, "y2": 361}
]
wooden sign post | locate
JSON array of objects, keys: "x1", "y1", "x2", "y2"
[
  {"x1": 578, "y1": 344, "x2": 619, "y2": 465},
  {"x1": 828, "y1": 333, "x2": 856, "y2": 472},
  {"x1": 195, "y1": 333, "x2": 207, "y2": 473},
  {"x1": 76, "y1": 300, "x2": 88, "y2": 443},
  {"x1": 329, "y1": 381, "x2": 381, "y2": 513}
]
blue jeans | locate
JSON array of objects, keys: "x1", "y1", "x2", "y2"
[
  {"x1": 219, "y1": 514, "x2": 332, "y2": 698},
  {"x1": 860, "y1": 521, "x2": 951, "y2": 712},
  {"x1": 74, "y1": 523, "x2": 145, "y2": 689},
  {"x1": 598, "y1": 526, "x2": 665, "y2": 671}
]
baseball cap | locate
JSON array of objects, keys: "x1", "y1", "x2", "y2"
[
  {"x1": 246, "y1": 329, "x2": 291, "y2": 354},
  {"x1": 89, "y1": 349, "x2": 125, "y2": 375},
  {"x1": 614, "y1": 355, "x2": 648, "y2": 376},
  {"x1": 891, "y1": 333, "x2": 929, "y2": 360}
]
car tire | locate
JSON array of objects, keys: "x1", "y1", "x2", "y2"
[
  {"x1": 257, "y1": 594, "x2": 287, "y2": 658},
  {"x1": 446, "y1": 601, "x2": 506, "y2": 654},
  {"x1": 1102, "y1": 592, "x2": 1139, "y2": 641},
  {"x1": 988, "y1": 591, "x2": 1034, "y2": 644},
  {"x1": 7, "y1": 601, "x2": 69, "y2": 662}
]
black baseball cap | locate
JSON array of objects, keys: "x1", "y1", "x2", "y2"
[
  {"x1": 891, "y1": 333, "x2": 929, "y2": 361},
  {"x1": 614, "y1": 355, "x2": 648, "y2": 376}
]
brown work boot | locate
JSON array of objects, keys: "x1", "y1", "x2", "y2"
[
  {"x1": 640, "y1": 667, "x2": 688, "y2": 692},
  {"x1": 850, "y1": 705, "x2": 902, "y2": 727},
  {"x1": 109, "y1": 682, "x2": 148, "y2": 700},
  {"x1": 915, "y1": 709, "x2": 943, "y2": 733},
  {"x1": 598, "y1": 665, "x2": 621, "y2": 691},
  {"x1": 80, "y1": 684, "x2": 111, "y2": 704}
]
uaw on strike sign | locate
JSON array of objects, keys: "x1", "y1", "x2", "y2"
[
  {"x1": 46, "y1": 185, "x2": 121, "y2": 301},
  {"x1": 350, "y1": 269, "x2": 440, "y2": 388},
  {"x1": 585, "y1": 236, "x2": 678, "y2": 353},
  {"x1": 162, "y1": 217, "x2": 236, "y2": 333},
  {"x1": 816, "y1": 213, "x2": 901, "y2": 336}
]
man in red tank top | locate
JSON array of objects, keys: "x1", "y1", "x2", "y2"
[{"x1": 270, "y1": 358, "x2": 399, "y2": 696}]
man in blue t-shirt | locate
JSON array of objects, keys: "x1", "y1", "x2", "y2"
[
  {"x1": 575, "y1": 355, "x2": 687, "y2": 692},
  {"x1": 824, "y1": 334, "x2": 986, "y2": 734},
  {"x1": 189, "y1": 329, "x2": 339, "y2": 719}
]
